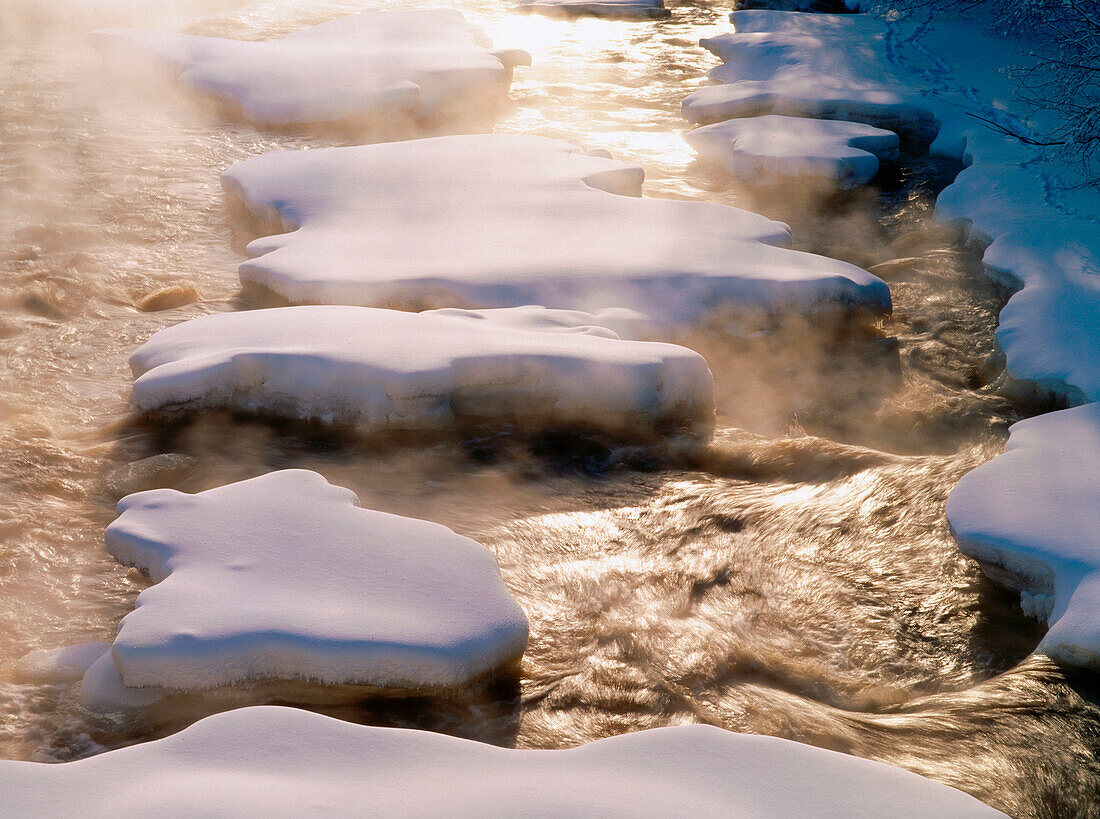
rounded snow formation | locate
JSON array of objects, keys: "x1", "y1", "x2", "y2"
[
  {"x1": 14, "y1": 642, "x2": 111, "y2": 685},
  {"x1": 128, "y1": 305, "x2": 715, "y2": 439},
  {"x1": 88, "y1": 10, "x2": 531, "y2": 127},
  {"x1": 221, "y1": 135, "x2": 891, "y2": 323},
  {"x1": 513, "y1": 0, "x2": 671, "y2": 19},
  {"x1": 946, "y1": 404, "x2": 1100, "y2": 670},
  {"x1": 0, "y1": 706, "x2": 1004, "y2": 816},
  {"x1": 685, "y1": 114, "x2": 898, "y2": 189},
  {"x1": 681, "y1": 11, "x2": 938, "y2": 144},
  {"x1": 82, "y1": 470, "x2": 528, "y2": 706}
]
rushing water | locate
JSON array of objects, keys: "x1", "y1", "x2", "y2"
[{"x1": 2, "y1": 1, "x2": 1099, "y2": 815}]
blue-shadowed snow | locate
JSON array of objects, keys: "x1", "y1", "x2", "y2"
[
  {"x1": 931, "y1": 112, "x2": 1100, "y2": 406},
  {"x1": 0, "y1": 705, "x2": 1005, "y2": 816}
]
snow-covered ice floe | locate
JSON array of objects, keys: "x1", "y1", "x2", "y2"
[
  {"x1": 946, "y1": 405, "x2": 1100, "y2": 669},
  {"x1": 89, "y1": 10, "x2": 530, "y2": 127},
  {"x1": 128, "y1": 305, "x2": 715, "y2": 439},
  {"x1": 681, "y1": 11, "x2": 938, "y2": 143},
  {"x1": 685, "y1": 114, "x2": 898, "y2": 189},
  {"x1": 77, "y1": 470, "x2": 527, "y2": 711},
  {"x1": 222, "y1": 134, "x2": 890, "y2": 323},
  {"x1": 0, "y1": 706, "x2": 1004, "y2": 816},
  {"x1": 513, "y1": 0, "x2": 670, "y2": 19}
]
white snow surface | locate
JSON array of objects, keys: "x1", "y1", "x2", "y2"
[
  {"x1": 0, "y1": 706, "x2": 1004, "y2": 817},
  {"x1": 946, "y1": 404, "x2": 1100, "y2": 669},
  {"x1": 221, "y1": 134, "x2": 890, "y2": 321},
  {"x1": 128, "y1": 304, "x2": 715, "y2": 437},
  {"x1": 84, "y1": 470, "x2": 528, "y2": 696},
  {"x1": 89, "y1": 10, "x2": 530, "y2": 126},
  {"x1": 513, "y1": 0, "x2": 670, "y2": 19},
  {"x1": 14, "y1": 642, "x2": 111, "y2": 685},
  {"x1": 681, "y1": 11, "x2": 938, "y2": 142},
  {"x1": 685, "y1": 114, "x2": 898, "y2": 189}
]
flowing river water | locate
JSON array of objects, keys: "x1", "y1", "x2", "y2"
[{"x1": 1, "y1": 1, "x2": 1098, "y2": 815}]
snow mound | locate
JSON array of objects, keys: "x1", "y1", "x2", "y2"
[
  {"x1": 947, "y1": 404, "x2": 1100, "y2": 669},
  {"x1": 513, "y1": 0, "x2": 670, "y2": 19},
  {"x1": 81, "y1": 470, "x2": 528, "y2": 702},
  {"x1": 89, "y1": 10, "x2": 530, "y2": 127},
  {"x1": 681, "y1": 12, "x2": 938, "y2": 143},
  {"x1": 128, "y1": 305, "x2": 715, "y2": 438},
  {"x1": 222, "y1": 135, "x2": 890, "y2": 323},
  {"x1": 14, "y1": 643, "x2": 111, "y2": 685},
  {"x1": 685, "y1": 114, "x2": 898, "y2": 189},
  {"x1": 0, "y1": 706, "x2": 1004, "y2": 816}
]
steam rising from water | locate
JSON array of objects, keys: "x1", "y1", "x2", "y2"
[{"x1": 1, "y1": 1, "x2": 1099, "y2": 815}]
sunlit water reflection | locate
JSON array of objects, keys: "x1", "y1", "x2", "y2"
[{"x1": 1, "y1": 1, "x2": 1097, "y2": 815}]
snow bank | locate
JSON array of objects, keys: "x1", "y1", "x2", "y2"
[
  {"x1": 128, "y1": 305, "x2": 715, "y2": 438},
  {"x1": 681, "y1": 12, "x2": 938, "y2": 143},
  {"x1": 14, "y1": 643, "x2": 111, "y2": 685},
  {"x1": 685, "y1": 114, "x2": 898, "y2": 189},
  {"x1": 946, "y1": 405, "x2": 1100, "y2": 669},
  {"x1": 82, "y1": 470, "x2": 527, "y2": 701},
  {"x1": 933, "y1": 124, "x2": 1100, "y2": 405},
  {"x1": 513, "y1": 0, "x2": 670, "y2": 19},
  {"x1": 222, "y1": 135, "x2": 890, "y2": 322},
  {"x1": 1, "y1": 706, "x2": 1004, "y2": 816},
  {"x1": 89, "y1": 10, "x2": 530, "y2": 127}
]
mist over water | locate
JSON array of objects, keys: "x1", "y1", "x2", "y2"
[{"x1": 2, "y1": 1, "x2": 1098, "y2": 815}]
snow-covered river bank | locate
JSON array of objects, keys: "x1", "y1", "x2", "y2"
[{"x1": 1, "y1": 0, "x2": 1098, "y2": 814}]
